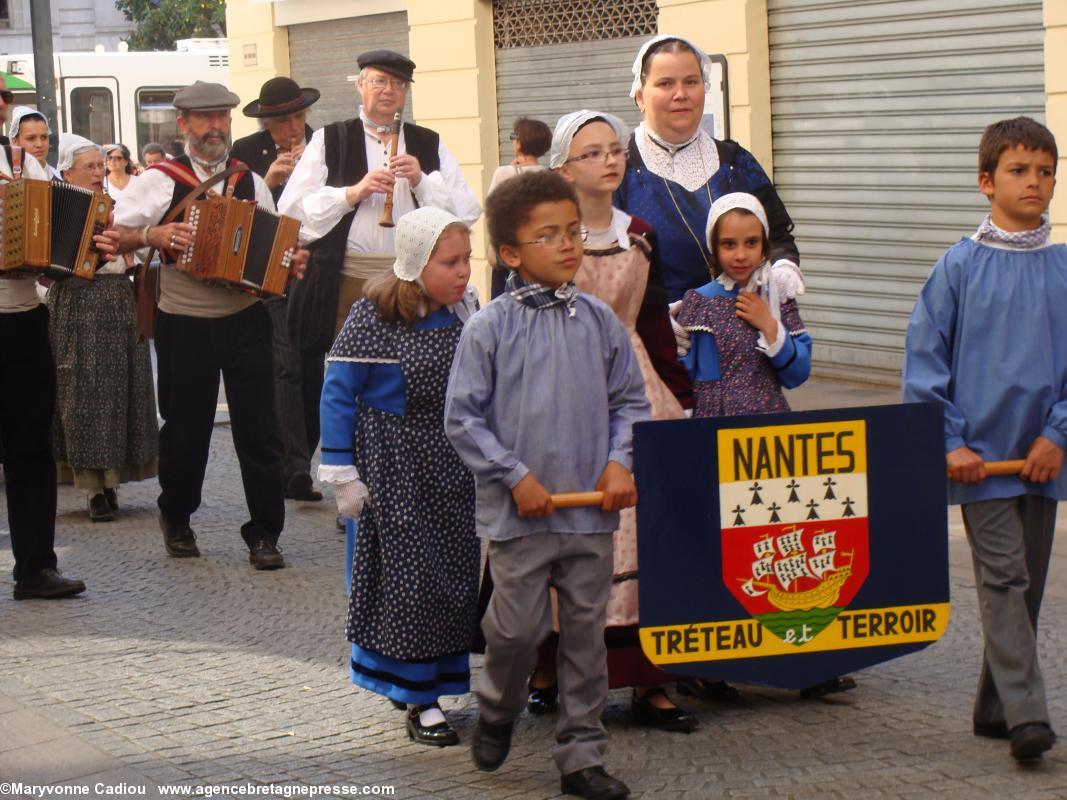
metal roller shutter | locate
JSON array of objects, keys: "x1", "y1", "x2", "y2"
[
  {"x1": 288, "y1": 12, "x2": 412, "y2": 130},
  {"x1": 768, "y1": 0, "x2": 1045, "y2": 384}
]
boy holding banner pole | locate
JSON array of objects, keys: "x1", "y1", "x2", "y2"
[{"x1": 903, "y1": 116, "x2": 1065, "y2": 762}]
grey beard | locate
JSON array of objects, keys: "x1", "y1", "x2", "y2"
[{"x1": 187, "y1": 130, "x2": 229, "y2": 163}]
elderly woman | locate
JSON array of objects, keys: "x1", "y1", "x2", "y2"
[
  {"x1": 616, "y1": 36, "x2": 803, "y2": 307},
  {"x1": 47, "y1": 134, "x2": 158, "y2": 522},
  {"x1": 9, "y1": 107, "x2": 59, "y2": 179}
]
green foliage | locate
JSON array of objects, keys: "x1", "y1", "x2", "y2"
[{"x1": 114, "y1": 0, "x2": 226, "y2": 51}]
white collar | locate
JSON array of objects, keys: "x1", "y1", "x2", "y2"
[
  {"x1": 641, "y1": 122, "x2": 700, "y2": 156},
  {"x1": 359, "y1": 108, "x2": 396, "y2": 136}
]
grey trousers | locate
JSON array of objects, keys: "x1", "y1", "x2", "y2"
[
  {"x1": 478, "y1": 532, "x2": 614, "y2": 775},
  {"x1": 961, "y1": 495, "x2": 1056, "y2": 730},
  {"x1": 265, "y1": 296, "x2": 317, "y2": 481}
]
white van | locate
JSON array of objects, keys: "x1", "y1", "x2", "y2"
[{"x1": 4, "y1": 39, "x2": 229, "y2": 160}]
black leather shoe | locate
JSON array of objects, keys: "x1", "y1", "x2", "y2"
[
  {"x1": 389, "y1": 699, "x2": 406, "y2": 711},
  {"x1": 799, "y1": 675, "x2": 857, "y2": 700},
  {"x1": 160, "y1": 517, "x2": 200, "y2": 558},
  {"x1": 103, "y1": 487, "x2": 119, "y2": 512},
  {"x1": 1010, "y1": 722, "x2": 1055, "y2": 761},
  {"x1": 974, "y1": 720, "x2": 1010, "y2": 739},
  {"x1": 285, "y1": 471, "x2": 323, "y2": 502},
  {"x1": 405, "y1": 704, "x2": 459, "y2": 747},
  {"x1": 249, "y1": 540, "x2": 286, "y2": 570},
  {"x1": 89, "y1": 493, "x2": 114, "y2": 522},
  {"x1": 560, "y1": 766, "x2": 630, "y2": 799},
  {"x1": 631, "y1": 688, "x2": 698, "y2": 733},
  {"x1": 676, "y1": 678, "x2": 740, "y2": 702},
  {"x1": 527, "y1": 682, "x2": 558, "y2": 715},
  {"x1": 471, "y1": 717, "x2": 513, "y2": 771},
  {"x1": 14, "y1": 568, "x2": 86, "y2": 600}
]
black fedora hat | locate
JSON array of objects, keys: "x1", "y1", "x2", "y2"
[{"x1": 243, "y1": 76, "x2": 320, "y2": 118}]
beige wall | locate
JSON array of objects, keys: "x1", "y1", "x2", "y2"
[
  {"x1": 659, "y1": 0, "x2": 772, "y2": 171},
  {"x1": 407, "y1": 0, "x2": 498, "y2": 295},
  {"x1": 225, "y1": 0, "x2": 290, "y2": 140},
  {"x1": 1045, "y1": 0, "x2": 1067, "y2": 242}
]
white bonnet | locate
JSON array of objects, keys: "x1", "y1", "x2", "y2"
[
  {"x1": 630, "y1": 35, "x2": 713, "y2": 99},
  {"x1": 8, "y1": 106, "x2": 50, "y2": 141},
  {"x1": 57, "y1": 133, "x2": 101, "y2": 174},
  {"x1": 393, "y1": 206, "x2": 467, "y2": 282},
  {"x1": 705, "y1": 192, "x2": 769, "y2": 249},
  {"x1": 548, "y1": 110, "x2": 630, "y2": 169}
]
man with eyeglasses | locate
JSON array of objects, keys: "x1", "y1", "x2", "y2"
[{"x1": 280, "y1": 49, "x2": 480, "y2": 525}]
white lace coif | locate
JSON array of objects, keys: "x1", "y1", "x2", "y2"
[
  {"x1": 629, "y1": 34, "x2": 713, "y2": 99},
  {"x1": 392, "y1": 206, "x2": 466, "y2": 282},
  {"x1": 705, "y1": 192, "x2": 769, "y2": 250},
  {"x1": 57, "y1": 133, "x2": 101, "y2": 173},
  {"x1": 549, "y1": 110, "x2": 630, "y2": 169}
]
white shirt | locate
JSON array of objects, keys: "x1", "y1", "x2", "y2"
[
  {"x1": 279, "y1": 123, "x2": 481, "y2": 255},
  {"x1": 0, "y1": 153, "x2": 52, "y2": 313},
  {"x1": 113, "y1": 157, "x2": 276, "y2": 318}
]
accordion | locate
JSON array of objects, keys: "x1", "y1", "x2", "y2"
[
  {"x1": 177, "y1": 196, "x2": 299, "y2": 297},
  {"x1": 0, "y1": 179, "x2": 113, "y2": 278}
]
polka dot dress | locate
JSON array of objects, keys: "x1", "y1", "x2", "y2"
[{"x1": 337, "y1": 302, "x2": 479, "y2": 662}]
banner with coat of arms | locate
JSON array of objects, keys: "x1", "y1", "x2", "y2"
[{"x1": 634, "y1": 404, "x2": 950, "y2": 690}]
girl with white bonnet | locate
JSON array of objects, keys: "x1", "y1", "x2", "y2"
[
  {"x1": 318, "y1": 206, "x2": 479, "y2": 747},
  {"x1": 523, "y1": 108, "x2": 699, "y2": 733},
  {"x1": 9, "y1": 106, "x2": 59, "y2": 178},
  {"x1": 47, "y1": 133, "x2": 157, "y2": 523},
  {"x1": 615, "y1": 35, "x2": 804, "y2": 348}
]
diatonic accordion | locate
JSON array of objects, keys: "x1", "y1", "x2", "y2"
[
  {"x1": 0, "y1": 179, "x2": 112, "y2": 278},
  {"x1": 177, "y1": 196, "x2": 299, "y2": 297}
]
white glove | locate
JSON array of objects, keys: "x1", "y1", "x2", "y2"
[
  {"x1": 771, "y1": 259, "x2": 805, "y2": 299},
  {"x1": 668, "y1": 300, "x2": 691, "y2": 357},
  {"x1": 335, "y1": 479, "x2": 371, "y2": 519}
]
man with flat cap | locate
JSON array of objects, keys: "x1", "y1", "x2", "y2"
[
  {"x1": 112, "y1": 80, "x2": 306, "y2": 570},
  {"x1": 232, "y1": 76, "x2": 324, "y2": 504},
  {"x1": 280, "y1": 51, "x2": 481, "y2": 455}
]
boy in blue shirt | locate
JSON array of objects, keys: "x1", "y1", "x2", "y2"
[
  {"x1": 904, "y1": 116, "x2": 1065, "y2": 762},
  {"x1": 445, "y1": 170, "x2": 650, "y2": 799}
]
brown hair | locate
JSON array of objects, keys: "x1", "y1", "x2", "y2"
[
  {"x1": 365, "y1": 223, "x2": 470, "y2": 325},
  {"x1": 708, "y1": 208, "x2": 770, "y2": 278},
  {"x1": 639, "y1": 38, "x2": 701, "y2": 88},
  {"x1": 979, "y1": 116, "x2": 1058, "y2": 176},
  {"x1": 486, "y1": 170, "x2": 579, "y2": 254},
  {"x1": 513, "y1": 117, "x2": 552, "y2": 159}
]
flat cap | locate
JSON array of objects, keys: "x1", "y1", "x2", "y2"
[
  {"x1": 357, "y1": 50, "x2": 415, "y2": 83},
  {"x1": 173, "y1": 81, "x2": 241, "y2": 112}
]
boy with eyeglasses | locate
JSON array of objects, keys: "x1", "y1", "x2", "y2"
[{"x1": 445, "y1": 170, "x2": 649, "y2": 800}]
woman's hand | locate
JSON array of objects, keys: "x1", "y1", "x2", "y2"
[{"x1": 336, "y1": 479, "x2": 371, "y2": 518}]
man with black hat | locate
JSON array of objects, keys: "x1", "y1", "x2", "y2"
[
  {"x1": 112, "y1": 80, "x2": 306, "y2": 571},
  {"x1": 232, "y1": 76, "x2": 324, "y2": 504},
  {"x1": 280, "y1": 50, "x2": 480, "y2": 468}
]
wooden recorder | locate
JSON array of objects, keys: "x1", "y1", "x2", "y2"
[
  {"x1": 177, "y1": 195, "x2": 300, "y2": 298},
  {"x1": 0, "y1": 178, "x2": 112, "y2": 278}
]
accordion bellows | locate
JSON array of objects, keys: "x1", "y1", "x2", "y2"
[
  {"x1": 0, "y1": 178, "x2": 112, "y2": 278},
  {"x1": 178, "y1": 196, "x2": 299, "y2": 297}
]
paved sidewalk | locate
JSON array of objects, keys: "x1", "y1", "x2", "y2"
[{"x1": 2, "y1": 379, "x2": 1067, "y2": 799}]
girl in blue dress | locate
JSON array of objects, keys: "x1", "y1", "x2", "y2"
[{"x1": 318, "y1": 207, "x2": 479, "y2": 747}]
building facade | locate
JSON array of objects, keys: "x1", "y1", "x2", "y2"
[
  {"x1": 0, "y1": 0, "x2": 132, "y2": 53},
  {"x1": 224, "y1": 0, "x2": 1063, "y2": 384}
]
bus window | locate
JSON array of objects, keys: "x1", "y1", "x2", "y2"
[
  {"x1": 70, "y1": 87, "x2": 115, "y2": 145},
  {"x1": 136, "y1": 88, "x2": 182, "y2": 158}
]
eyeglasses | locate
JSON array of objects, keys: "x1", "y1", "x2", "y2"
[
  {"x1": 69, "y1": 161, "x2": 105, "y2": 173},
  {"x1": 0, "y1": 90, "x2": 13, "y2": 104},
  {"x1": 508, "y1": 132, "x2": 519, "y2": 141},
  {"x1": 565, "y1": 147, "x2": 628, "y2": 165},
  {"x1": 518, "y1": 228, "x2": 588, "y2": 249},
  {"x1": 362, "y1": 76, "x2": 410, "y2": 91}
]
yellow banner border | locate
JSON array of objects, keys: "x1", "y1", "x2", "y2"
[{"x1": 639, "y1": 602, "x2": 950, "y2": 665}]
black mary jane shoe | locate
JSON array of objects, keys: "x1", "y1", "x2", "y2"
[
  {"x1": 103, "y1": 487, "x2": 119, "y2": 512},
  {"x1": 527, "y1": 681, "x2": 558, "y2": 715},
  {"x1": 631, "y1": 687, "x2": 698, "y2": 733},
  {"x1": 799, "y1": 675, "x2": 857, "y2": 700},
  {"x1": 89, "y1": 492, "x2": 115, "y2": 523},
  {"x1": 390, "y1": 699, "x2": 406, "y2": 711},
  {"x1": 676, "y1": 678, "x2": 740, "y2": 702},
  {"x1": 405, "y1": 704, "x2": 459, "y2": 747}
]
